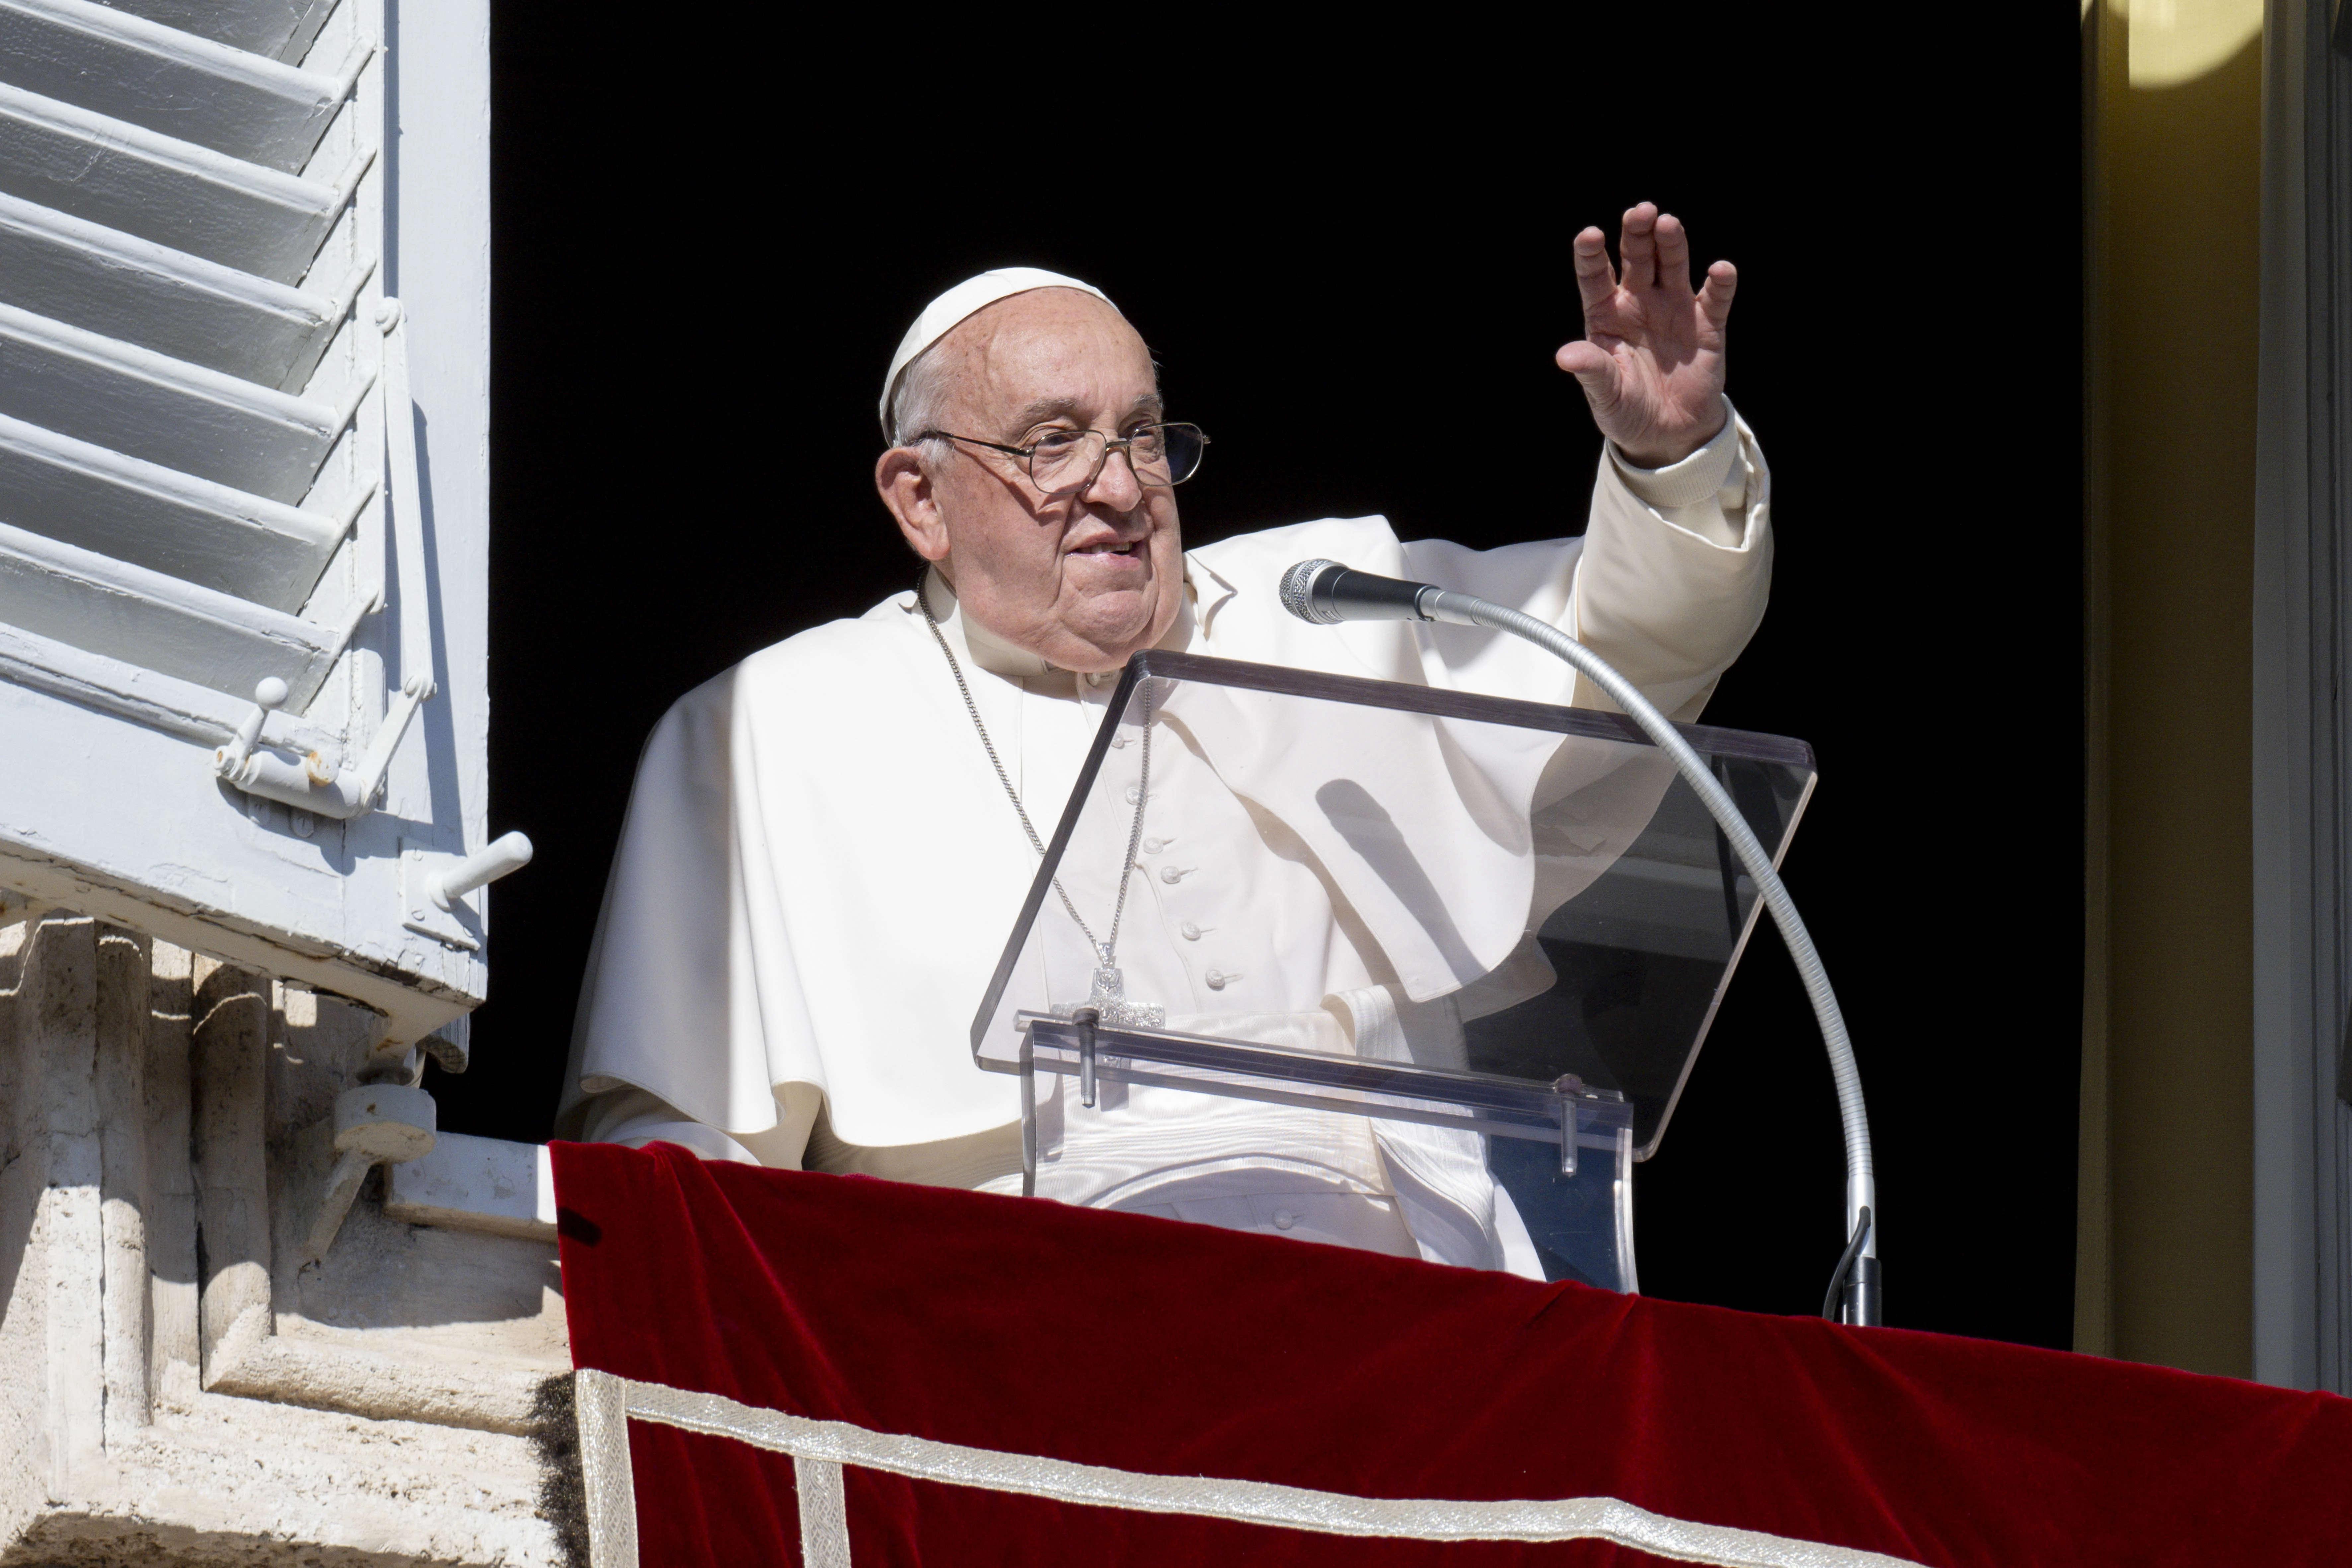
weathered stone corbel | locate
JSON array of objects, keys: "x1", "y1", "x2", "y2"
[{"x1": 302, "y1": 1081, "x2": 437, "y2": 1261}]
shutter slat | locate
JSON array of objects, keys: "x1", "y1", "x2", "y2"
[
  {"x1": 0, "y1": 189, "x2": 361, "y2": 386},
  {"x1": 0, "y1": 519, "x2": 343, "y2": 707},
  {"x1": 0, "y1": 82, "x2": 363, "y2": 283},
  {"x1": 0, "y1": 0, "x2": 372, "y2": 720},
  {"x1": 95, "y1": 0, "x2": 339, "y2": 63},
  {"x1": 0, "y1": 408, "x2": 350, "y2": 608},
  {"x1": 0, "y1": 0, "x2": 360, "y2": 174},
  {"x1": 0, "y1": 301, "x2": 356, "y2": 503}
]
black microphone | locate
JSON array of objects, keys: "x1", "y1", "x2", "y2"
[{"x1": 1277, "y1": 559, "x2": 1444, "y2": 625}]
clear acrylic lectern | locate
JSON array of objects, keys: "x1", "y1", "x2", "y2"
[{"x1": 972, "y1": 650, "x2": 1815, "y2": 1292}]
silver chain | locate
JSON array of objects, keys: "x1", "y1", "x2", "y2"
[{"x1": 917, "y1": 573, "x2": 1153, "y2": 964}]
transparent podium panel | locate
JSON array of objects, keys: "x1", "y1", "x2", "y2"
[{"x1": 971, "y1": 650, "x2": 1816, "y2": 1289}]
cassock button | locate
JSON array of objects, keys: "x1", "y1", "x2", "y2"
[
  {"x1": 1160, "y1": 865, "x2": 1193, "y2": 884},
  {"x1": 1205, "y1": 968, "x2": 1239, "y2": 990},
  {"x1": 1272, "y1": 1209, "x2": 1298, "y2": 1231},
  {"x1": 1125, "y1": 783, "x2": 1145, "y2": 805},
  {"x1": 1179, "y1": 922, "x2": 1202, "y2": 941},
  {"x1": 1142, "y1": 836, "x2": 1168, "y2": 854}
]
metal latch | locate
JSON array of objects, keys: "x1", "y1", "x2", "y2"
[
  {"x1": 214, "y1": 673, "x2": 433, "y2": 821},
  {"x1": 401, "y1": 831, "x2": 535, "y2": 950}
]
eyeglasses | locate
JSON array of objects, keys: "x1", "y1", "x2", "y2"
[{"x1": 918, "y1": 422, "x2": 1209, "y2": 498}]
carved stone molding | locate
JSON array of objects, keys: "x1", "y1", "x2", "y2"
[{"x1": 0, "y1": 909, "x2": 572, "y2": 1565}]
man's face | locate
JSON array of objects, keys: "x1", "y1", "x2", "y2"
[{"x1": 882, "y1": 290, "x2": 1183, "y2": 674}]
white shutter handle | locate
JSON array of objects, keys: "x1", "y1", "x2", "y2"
[
  {"x1": 426, "y1": 831, "x2": 534, "y2": 912},
  {"x1": 215, "y1": 677, "x2": 288, "y2": 775},
  {"x1": 213, "y1": 671, "x2": 431, "y2": 820}
]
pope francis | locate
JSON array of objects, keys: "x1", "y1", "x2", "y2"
[{"x1": 556, "y1": 204, "x2": 1772, "y2": 1278}]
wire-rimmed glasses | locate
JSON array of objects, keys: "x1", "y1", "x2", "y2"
[{"x1": 919, "y1": 423, "x2": 1210, "y2": 498}]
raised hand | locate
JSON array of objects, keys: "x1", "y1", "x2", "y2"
[{"x1": 1557, "y1": 203, "x2": 1735, "y2": 469}]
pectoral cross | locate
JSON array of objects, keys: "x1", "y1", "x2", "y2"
[{"x1": 1069, "y1": 943, "x2": 1164, "y2": 1029}]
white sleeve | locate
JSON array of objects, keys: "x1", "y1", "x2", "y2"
[
  {"x1": 554, "y1": 663, "x2": 822, "y2": 1149},
  {"x1": 572, "y1": 1083, "x2": 821, "y2": 1169},
  {"x1": 573, "y1": 1085, "x2": 764, "y2": 1163},
  {"x1": 1400, "y1": 395, "x2": 1771, "y2": 721}
]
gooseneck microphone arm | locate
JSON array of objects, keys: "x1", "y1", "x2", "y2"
[{"x1": 1278, "y1": 559, "x2": 1880, "y2": 1327}]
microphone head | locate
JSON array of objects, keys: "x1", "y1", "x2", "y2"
[{"x1": 1279, "y1": 559, "x2": 1343, "y2": 625}]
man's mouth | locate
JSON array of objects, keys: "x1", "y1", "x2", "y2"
[{"x1": 1070, "y1": 539, "x2": 1143, "y2": 557}]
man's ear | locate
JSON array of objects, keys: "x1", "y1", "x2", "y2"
[{"x1": 875, "y1": 446, "x2": 950, "y2": 562}]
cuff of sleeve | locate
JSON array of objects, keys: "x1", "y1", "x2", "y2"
[
  {"x1": 1608, "y1": 397, "x2": 1741, "y2": 510},
  {"x1": 577, "y1": 1085, "x2": 767, "y2": 1164},
  {"x1": 617, "y1": 1120, "x2": 763, "y2": 1164}
]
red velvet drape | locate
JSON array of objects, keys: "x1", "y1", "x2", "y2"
[{"x1": 554, "y1": 1141, "x2": 2352, "y2": 1565}]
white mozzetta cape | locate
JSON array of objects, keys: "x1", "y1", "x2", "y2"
[{"x1": 557, "y1": 408, "x2": 1773, "y2": 1187}]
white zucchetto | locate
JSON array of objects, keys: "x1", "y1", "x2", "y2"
[{"x1": 878, "y1": 266, "x2": 1113, "y2": 438}]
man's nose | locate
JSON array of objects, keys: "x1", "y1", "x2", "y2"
[{"x1": 1084, "y1": 445, "x2": 1145, "y2": 512}]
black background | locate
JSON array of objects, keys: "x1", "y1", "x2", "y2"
[{"x1": 453, "y1": 24, "x2": 2084, "y2": 1347}]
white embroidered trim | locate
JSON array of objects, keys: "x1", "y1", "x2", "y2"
[
  {"x1": 573, "y1": 1368, "x2": 638, "y2": 1568},
  {"x1": 573, "y1": 1369, "x2": 1921, "y2": 1568},
  {"x1": 796, "y1": 1455, "x2": 852, "y2": 1567}
]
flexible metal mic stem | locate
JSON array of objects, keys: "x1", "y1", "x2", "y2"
[{"x1": 1404, "y1": 583, "x2": 1879, "y2": 1325}]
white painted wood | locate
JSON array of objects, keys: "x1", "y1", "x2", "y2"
[
  {"x1": 0, "y1": 614, "x2": 342, "y2": 748},
  {"x1": 0, "y1": 0, "x2": 364, "y2": 173},
  {"x1": 0, "y1": 189, "x2": 362, "y2": 387},
  {"x1": 0, "y1": 301, "x2": 358, "y2": 502},
  {"x1": 0, "y1": 0, "x2": 495, "y2": 1051},
  {"x1": 0, "y1": 666, "x2": 485, "y2": 1047},
  {"x1": 383, "y1": 0, "x2": 491, "y2": 872},
  {"x1": 98, "y1": 0, "x2": 340, "y2": 63},
  {"x1": 0, "y1": 519, "x2": 346, "y2": 702},
  {"x1": 0, "y1": 82, "x2": 367, "y2": 283},
  {"x1": 384, "y1": 1132, "x2": 558, "y2": 1242},
  {"x1": 0, "y1": 409, "x2": 351, "y2": 608}
]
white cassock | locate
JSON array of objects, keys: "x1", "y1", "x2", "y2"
[{"x1": 557, "y1": 404, "x2": 1772, "y2": 1276}]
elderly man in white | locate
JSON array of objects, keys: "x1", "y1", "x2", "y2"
[{"x1": 557, "y1": 204, "x2": 1769, "y2": 1277}]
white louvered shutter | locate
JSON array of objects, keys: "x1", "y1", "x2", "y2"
[{"x1": 0, "y1": 0, "x2": 492, "y2": 1058}]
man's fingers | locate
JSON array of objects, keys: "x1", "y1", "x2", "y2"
[
  {"x1": 1555, "y1": 339, "x2": 1622, "y2": 409},
  {"x1": 1618, "y1": 202, "x2": 1659, "y2": 290},
  {"x1": 1653, "y1": 212, "x2": 1693, "y2": 295},
  {"x1": 1697, "y1": 259, "x2": 1739, "y2": 330},
  {"x1": 1570, "y1": 226, "x2": 1616, "y2": 314}
]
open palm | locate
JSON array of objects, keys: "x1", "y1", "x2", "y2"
[{"x1": 1556, "y1": 203, "x2": 1735, "y2": 469}]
